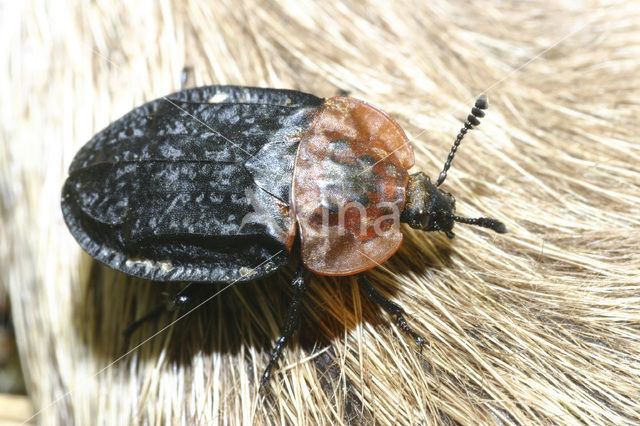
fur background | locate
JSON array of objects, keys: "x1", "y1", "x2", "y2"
[{"x1": 2, "y1": 0, "x2": 639, "y2": 424}]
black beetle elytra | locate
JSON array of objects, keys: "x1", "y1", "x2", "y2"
[{"x1": 61, "y1": 85, "x2": 506, "y2": 386}]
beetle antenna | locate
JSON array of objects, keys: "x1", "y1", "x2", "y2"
[
  {"x1": 452, "y1": 214, "x2": 507, "y2": 234},
  {"x1": 436, "y1": 95, "x2": 489, "y2": 186}
]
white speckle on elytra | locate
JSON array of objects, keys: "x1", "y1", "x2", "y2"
[
  {"x1": 125, "y1": 258, "x2": 155, "y2": 270},
  {"x1": 239, "y1": 267, "x2": 256, "y2": 278},
  {"x1": 158, "y1": 260, "x2": 173, "y2": 272},
  {"x1": 208, "y1": 93, "x2": 229, "y2": 103}
]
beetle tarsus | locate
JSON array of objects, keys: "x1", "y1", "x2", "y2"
[
  {"x1": 358, "y1": 275, "x2": 426, "y2": 349},
  {"x1": 393, "y1": 312, "x2": 427, "y2": 350},
  {"x1": 260, "y1": 264, "x2": 308, "y2": 388}
]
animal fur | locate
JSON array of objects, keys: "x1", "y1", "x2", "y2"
[{"x1": 2, "y1": 1, "x2": 639, "y2": 424}]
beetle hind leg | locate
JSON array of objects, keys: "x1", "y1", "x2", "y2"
[
  {"x1": 122, "y1": 304, "x2": 164, "y2": 337},
  {"x1": 260, "y1": 264, "x2": 307, "y2": 388},
  {"x1": 358, "y1": 275, "x2": 426, "y2": 349},
  {"x1": 123, "y1": 283, "x2": 202, "y2": 337}
]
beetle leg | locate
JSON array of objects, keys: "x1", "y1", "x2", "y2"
[
  {"x1": 123, "y1": 283, "x2": 201, "y2": 337},
  {"x1": 122, "y1": 304, "x2": 165, "y2": 337},
  {"x1": 260, "y1": 264, "x2": 307, "y2": 388},
  {"x1": 358, "y1": 275, "x2": 426, "y2": 349}
]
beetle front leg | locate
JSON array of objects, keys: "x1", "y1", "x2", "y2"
[
  {"x1": 260, "y1": 264, "x2": 307, "y2": 388},
  {"x1": 358, "y1": 275, "x2": 426, "y2": 348}
]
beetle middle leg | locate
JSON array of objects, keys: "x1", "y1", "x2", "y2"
[
  {"x1": 358, "y1": 275, "x2": 426, "y2": 348},
  {"x1": 260, "y1": 264, "x2": 307, "y2": 388},
  {"x1": 123, "y1": 283, "x2": 202, "y2": 337}
]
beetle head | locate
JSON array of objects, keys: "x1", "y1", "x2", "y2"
[
  {"x1": 401, "y1": 172, "x2": 456, "y2": 237},
  {"x1": 401, "y1": 172, "x2": 506, "y2": 238}
]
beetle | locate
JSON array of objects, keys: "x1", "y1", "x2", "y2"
[{"x1": 61, "y1": 85, "x2": 506, "y2": 386}]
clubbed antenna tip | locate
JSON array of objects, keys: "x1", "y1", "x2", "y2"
[
  {"x1": 475, "y1": 94, "x2": 488, "y2": 110},
  {"x1": 436, "y1": 95, "x2": 489, "y2": 186},
  {"x1": 452, "y1": 215, "x2": 507, "y2": 234}
]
